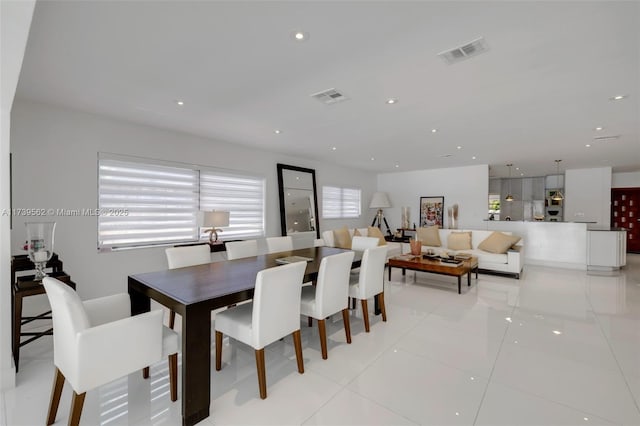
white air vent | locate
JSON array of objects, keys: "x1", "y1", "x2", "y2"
[
  {"x1": 594, "y1": 135, "x2": 620, "y2": 142},
  {"x1": 310, "y1": 88, "x2": 349, "y2": 105},
  {"x1": 438, "y1": 37, "x2": 489, "y2": 65}
]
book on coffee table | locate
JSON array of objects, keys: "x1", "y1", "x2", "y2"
[
  {"x1": 440, "y1": 258, "x2": 463, "y2": 266},
  {"x1": 454, "y1": 253, "x2": 472, "y2": 260}
]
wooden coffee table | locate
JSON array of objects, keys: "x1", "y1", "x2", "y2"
[{"x1": 388, "y1": 254, "x2": 479, "y2": 294}]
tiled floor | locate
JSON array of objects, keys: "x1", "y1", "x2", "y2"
[{"x1": 2, "y1": 255, "x2": 640, "y2": 425}]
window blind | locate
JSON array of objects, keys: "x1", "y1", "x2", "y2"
[
  {"x1": 199, "y1": 171, "x2": 265, "y2": 240},
  {"x1": 322, "y1": 186, "x2": 361, "y2": 219},
  {"x1": 98, "y1": 157, "x2": 199, "y2": 250}
]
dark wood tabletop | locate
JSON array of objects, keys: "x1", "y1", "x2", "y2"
[{"x1": 128, "y1": 246, "x2": 360, "y2": 426}]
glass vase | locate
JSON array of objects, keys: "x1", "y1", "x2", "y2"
[{"x1": 25, "y1": 222, "x2": 56, "y2": 280}]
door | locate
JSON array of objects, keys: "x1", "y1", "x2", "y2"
[{"x1": 611, "y1": 188, "x2": 640, "y2": 253}]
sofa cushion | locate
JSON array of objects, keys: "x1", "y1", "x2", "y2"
[
  {"x1": 416, "y1": 226, "x2": 441, "y2": 247},
  {"x1": 448, "y1": 231, "x2": 472, "y2": 250},
  {"x1": 367, "y1": 226, "x2": 387, "y2": 246},
  {"x1": 333, "y1": 227, "x2": 352, "y2": 249},
  {"x1": 478, "y1": 231, "x2": 522, "y2": 254}
]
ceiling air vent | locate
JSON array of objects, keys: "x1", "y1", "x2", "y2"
[
  {"x1": 594, "y1": 135, "x2": 620, "y2": 142},
  {"x1": 438, "y1": 37, "x2": 489, "y2": 65},
  {"x1": 310, "y1": 88, "x2": 349, "y2": 105}
]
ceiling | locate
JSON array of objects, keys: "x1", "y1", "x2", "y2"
[{"x1": 15, "y1": 1, "x2": 640, "y2": 178}]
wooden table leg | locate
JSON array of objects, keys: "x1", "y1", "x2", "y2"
[
  {"x1": 468, "y1": 270, "x2": 471, "y2": 287},
  {"x1": 457, "y1": 276, "x2": 461, "y2": 294},
  {"x1": 182, "y1": 305, "x2": 211, "y2": 426}
]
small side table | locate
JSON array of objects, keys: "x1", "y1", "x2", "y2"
[{"x1": 12, "y1": 271, "x2": 75, "y2": 371}]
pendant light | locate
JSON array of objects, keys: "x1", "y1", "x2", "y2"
[
  {"x1": 551, "y1": 160, "x2": 565, "y2": 201},
  {"x1": 505, "y1": 164, "x2": 514, "y2": 201}
]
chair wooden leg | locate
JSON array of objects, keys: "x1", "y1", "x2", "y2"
[
  {"x1": 361, "y1": 299, "x2": 370, "y2": 332},
  {"x1": 168, "y1": 353, "x2": 178, "y2": 402},
  {"x1": 142, "y1": 367, "x2": 149, "y2": 379},
  {"x1": 318, "y1": 319, "x2": 328, "y2": 359},
  {"x1": 377, "y1": 292, "x2": 387, "y2": 322},
  {"x1": 68, "y1": 391, "x2": 86, "y2": 426},
  {"x1": 169, "y1": 310, "x2": 176, "y2": 329},
  {"x1": 215, "y1": 331, "x2": 223, "y2": 371},
  {"x1": 292, "y1": 329, "x2": 304, "y2": 374},
  {"x1": 342, "y1": 308, "x2": 352, "y2": 344},
  {"x1": 255, "y1": 348, "x2": 267, "y2": 399},
  {"x1": 46, "y1": 368, "x2": 65, "y2": 426},
  {"x1": 308, "y1": 316, "x2": 312, "y2": 327}
]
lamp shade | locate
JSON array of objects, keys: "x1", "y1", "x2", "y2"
[
  {"x1": 203, "y1": 211, "x2": 230, "y2": 227},
  {"x1": 369, "y1": 192, "x2": 391, "y2": 209}
]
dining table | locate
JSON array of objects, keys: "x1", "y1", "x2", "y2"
[{"x1": 128, "y1": 246, "x2": 361, "y2": 426}]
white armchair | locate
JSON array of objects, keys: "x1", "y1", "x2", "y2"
[{"x1": 43, "y1": 277, "x2": 179, "y2": 426}]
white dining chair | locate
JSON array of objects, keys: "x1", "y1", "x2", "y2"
[
  {"x1": 165, "y1": 244, "x2": 211, "y2": 328},
  {"x1": 225, "y1": 239, "x2": 258, "y2": 260},
  {"x1": 300, "y1": 251, "x2": 355, "y2": 359},
  {"x1": 349, "y1": 245, "x2": 388, "y2": 332},
  {"x1": 43, "y1": 277, "x2": 179, "y2": 426},
  {"x1": 313, "y1": 238, "x2": 325, "y2": 247},
  {"x1": 214, "y1": 261, "x2": 306, "y2": 399},
  {"x1": 265, "y1": 236, "x2": 293, "y2": 253},
  {"x1": 351, "y1": 236, "x2": 380, "y2": 251}
]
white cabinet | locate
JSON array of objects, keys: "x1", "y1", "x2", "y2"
[{"x1": 587, "y1": 229, "x2": 627, "y2": 270}]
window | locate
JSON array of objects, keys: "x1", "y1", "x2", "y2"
[
  {"x1": 98, "y1": 154, "x2": 265, "y2": 250},
  {"x1": 322, "y1": 186, "x2": 361, "y2": 219}
]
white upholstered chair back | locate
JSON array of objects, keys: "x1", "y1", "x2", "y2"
[
  {"x1": 226, "y1": 240, "x2": 258, "y2": 260},
  {"x1": 251, "y1": 261, "x2": 306, "y2": 348},
  {"x1": 312, "y1": 252, "x2": 354, "y2": 318},
  {"x1": 165, "y1": 244, "x2": 211, "y2": 269},
  {"x1": 354, "y1": 245, "x2": 388, "y2": 299},
  {"x1": 351, "y1": 236, "x2": 379, "y2": 251},
  {"x1": 265, "y1": 236, "x2": 293, "y2": 253}
]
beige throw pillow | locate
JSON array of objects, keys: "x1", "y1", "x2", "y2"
[
  {"x1": 416, "y1": 226, "x2": 441, "y2": 247},
  {"x1": 367, "y1": 226, "x2": 387, "y2": 246},
  {"x1": 333, "y1": 227, "x2": 352, "y2": 249},
  {"x1": 478, "y1": 232, "x2": 521, "y2": 254},
  {"x1": 448, "y1": 231, "x2": 472, "y2": 250}
]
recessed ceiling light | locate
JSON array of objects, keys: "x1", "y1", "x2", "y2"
[
  {"x1": 331, "y1": 146, "x2": 337, "y2": 151},
  {"x1": 386, "y1": 98, "x2": 398, "y2": 105},
  {"x1": 610, "y1": 95, "x2": 627, "y2": 101},
  {"x1": 370, "y1": 157, "x2": 375, "y2": 161},
  {"x1": 457, "y1": 146, "x2": 462, "y2": 150},
  {"x1": 274, "y1": 129, "x2": 281, "y2": 134},
  {"x1": 175, "y1": 100, "x2": 184, "y2": 106},
  {"x1": 515, "y1": 167, "x2": 520, "y2": 170},
  {"x1": 472, "y1": 156, "x2": 476, "y2": 160},
  {"x1": 586, "y1": 144, "x2": 591, "y2": 147},
  {"x1": 520, "y1": 173, "x2": 524, "y2": 176},
  {"x1": 552, "y1": 330, "x2": 562, "y2": 335},
  {"x1": 431, "y1": 128, "x2": 438, "y2": 133},
  {"x1": 291, "y1": 31, "x2": 309, "y2": 41},
  {"x1": 595, "y1": 126, "x2": 603, "y2": 131},
  {"x1": 395, "y1": 164, "x2": 400, "y2": 168}
]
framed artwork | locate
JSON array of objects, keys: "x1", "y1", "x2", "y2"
[{"x1": 420, "y1": 196, "x2": 444, "y2": 227}]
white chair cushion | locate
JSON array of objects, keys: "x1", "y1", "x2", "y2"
[
  {"x1": 215, "y1": 302, "x2": 254, "y2": 347},
  {"x1": 162, "y1": 326, "x2": 180, "y2": 358},
  {"x1": 299, "y1": 285, "x2": 317, "y2": 318}
]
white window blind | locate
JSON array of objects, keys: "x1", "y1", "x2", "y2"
[
  {"x1": 98, "y1": 156, "x2": 199, "y2": 250},
  {"x1": 200, "y1": 171, "x2": 265, "y2": 240},
  {"x1": 322, "y1": 186, "x2": 361, "y2": 219}
]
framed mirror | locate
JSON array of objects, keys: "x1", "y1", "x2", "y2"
[{"x1": 277, "y1": 164, "x2": 320, "y2": 240}]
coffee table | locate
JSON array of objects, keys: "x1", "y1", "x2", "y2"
[{"x1": 388, "y1": 254, "x2": 478, "y2": 294}]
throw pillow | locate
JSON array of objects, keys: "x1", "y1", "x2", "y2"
[
  {"x1": 416, "y1": 226, "x2": 441, "y2": 247},
  {"x1": 333, "y1": 227, "x2": 352, "y2": 249},
  {"x1": 367, "y1": 226, "x2": 387, "y2": 246},
  {"x1": 448, "y1": 231, "x2": 472, "y2": 250},
  {"x1": 478, "y1": 232, "x2": 521, "y2": 254}
]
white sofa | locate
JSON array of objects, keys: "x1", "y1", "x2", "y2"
[
  {"x1": 321, "y1": 228, "x2": 402, "y2": 261},
  {"x1": 403, "y1": 229, "x2": 524, "y2": 279}
]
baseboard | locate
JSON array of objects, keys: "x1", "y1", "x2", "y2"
[
  {"x1": 525, "y1": 259, "x2": 586, "y2": 270},
  {"x1": 0, "y1": 363, "x2": 16, "y2": 390}
]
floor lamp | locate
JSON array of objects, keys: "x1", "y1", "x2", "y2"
[{"x1": 369, "y1": 192, "x2": 392, "y2": 236}]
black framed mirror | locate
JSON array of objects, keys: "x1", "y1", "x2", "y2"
[{"x1": 277, "y1": 164, "x2": 320, "y2": 240}]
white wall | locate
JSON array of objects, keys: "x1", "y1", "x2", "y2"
[
  {"x1": 10, "y1": 100, "x2": 376, "y2": 302},
  {"x1": 612, "y1": 171, "x2": 640, "y2": 188},
  {"x1": 1, "y1": 0, "x2": 36, "y2": 389},
  {"x1": 565, "y1": 167, "x2": 612, "y2": 226},
  {"x1": 376, "y1": 165, "x2": 489, "y2": 231}
]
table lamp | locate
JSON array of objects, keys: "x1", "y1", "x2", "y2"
[{"x1": 202, "y1": 211, "x2": 230, "y2": 244}]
